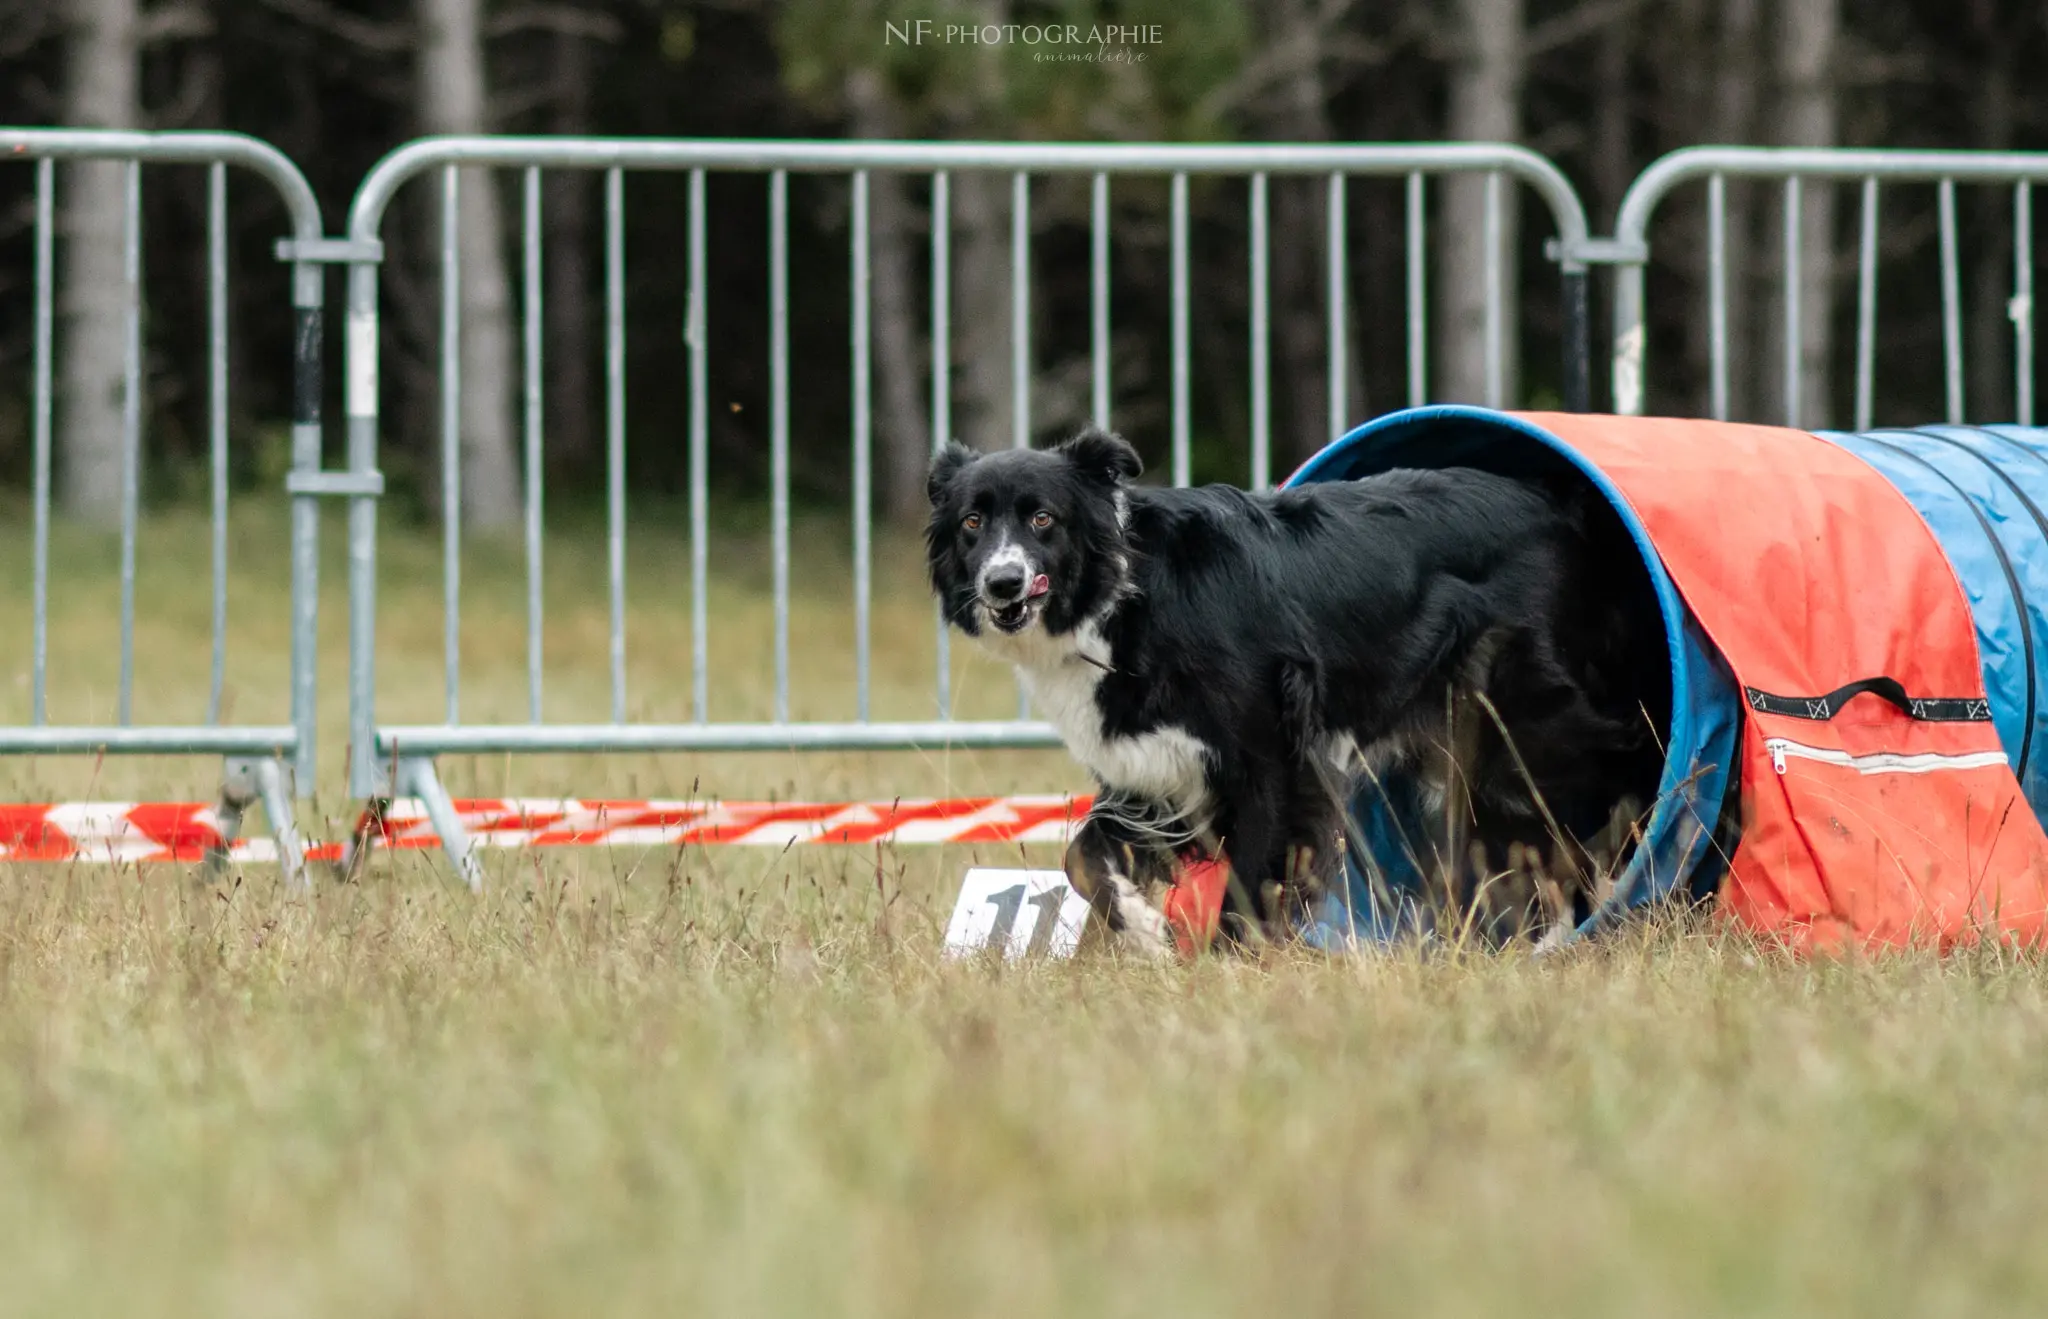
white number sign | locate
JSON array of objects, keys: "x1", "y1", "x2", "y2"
[{"x1": 941, "y1": 868, "x2": 1092, "y2": 960}]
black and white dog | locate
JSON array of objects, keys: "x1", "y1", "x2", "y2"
[{"x1": 925, "y1": 429, "x2": 1666, "y2": 955}]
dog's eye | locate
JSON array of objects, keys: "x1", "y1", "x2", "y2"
[
  {"x1": 962, "y1": 513, "x2": 983, "y2": 532},
  {"x1": 1031, "y1": 510, "x2": 1055, "y2": 531}
]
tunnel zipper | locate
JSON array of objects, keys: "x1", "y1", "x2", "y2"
[{"x1": 1765, "y1": 737, "x2": 2009, "y2": 776}]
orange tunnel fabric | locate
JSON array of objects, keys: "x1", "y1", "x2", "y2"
[{"x1": 1526, "y1": 413, "x2": 2048, "y2": 950}]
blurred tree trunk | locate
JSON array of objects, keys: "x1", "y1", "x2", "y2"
[
  {"x1": 1770, "y1": 0, "x2": 1839, "y2": 428},
  {"x1": 950, "y1": 169, "x2": 1011, "y2": 451},
  {"x1": 845, "y1": 69, "x2": 930, "y2": 521},
  {"x1": 933, "y1": 1, "x2": 1011, "y2": 452},
  {"x1": 941, "y1": 0, "x2": 1013, "y2": 453},
  {"x1": 545, "y1": 26, "x2": 595, "y2": 476},
  {"x1": 1438, "y1": 0, "x2": 1524, "y2": 407},
  {"x1": 1588, "y1": 0, "x2": 1629, "y2": 413},
  {"x1": 1591, "y1": 5, "x2": 1631, "y2": 223},
  {"x1": 60, "y1": 0, "x2": 140, "y2": 523},
  {"x1": 1259, "y1": 0, "x2": 1363, "y2": 465},
  {"x1": 1967, "y1": 0, "x2": 2014, "y2": 422},
  {"x1": 1271, "y1": 179, "x2": 1332, "y2": 458},
  {"x1": 418, "y1": 0, "x2": 519, "y2": 528},
  {"x1": 1676, "y1": 0, "x2": 1760, "y2": 420}
]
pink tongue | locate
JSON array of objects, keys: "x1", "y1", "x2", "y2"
[{"x1": 1026, "y1": 573, "x2": 1051, "y2": 599}]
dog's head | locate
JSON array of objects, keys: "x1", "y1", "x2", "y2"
[{"x1": 924, "y1": 429, "x2": 1143, "y2": 639}]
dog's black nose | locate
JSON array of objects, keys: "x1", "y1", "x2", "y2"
[{"x1": 983, "y1": 566, "x2": 1029, "y2": 602}]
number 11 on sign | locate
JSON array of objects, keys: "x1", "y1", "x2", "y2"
[{"x1": 942, "y1": 868, "x2": 1093, "y2": 960}]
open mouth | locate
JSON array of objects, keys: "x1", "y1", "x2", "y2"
[
  {"x1": 989, "y1": 599, "x2": 1039, "y2": 633},
  {"x1": 986, "y1": 574, "x2": 1051, "y2": 634}
]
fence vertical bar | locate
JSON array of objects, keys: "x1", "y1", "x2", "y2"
[
  {"x1": 345, "y1": 237, "x2": 381, "y2": 799},
  {"x1": 605, "y1": 167, "x2": 627, "y2": 724},
  {"x1": 1783, "y1": 176, "x2": 1802, "y2": 429},
  {"x1": 932, "y1": 171, "x2": 953, "y2": 719},
  {"x1": 1484, "y1": 171, "x2": 1504, "y2": 410},
  {"x1": 1327, "y1": 171, "x2": 1346, "y2": 444},
  {"x1": 1707, "y1": 173, "x2": 1728, "y2": 421},
  {"x1": 1854, "y1": 177, "x2": 1879, "y2": 433},
  {"x1": 1249, "y1": 172, "x2": 1270, "y2": 492},
  {"x1": 1011, "y1": 171, "x2": 1030, "y2": 452},
  {"x1": 851, "y1": 171, "x2": 872, "y2": 722},
  {"x1": 770, "y1": 169, "x2": 791, "y2": 724},
  {"x1": 1091, "y1": 171, "x2": 1109, "y2": 431},
  {"x1": 688, "y1": 168, "x2": 708, "y2": 723},
  {"x1": 2018, "y1": 182, "x2": 2035, "y2": 428},
  {"x1": 522, "y1": 166, "x2": 545, "y2": 723},
  {"x1": 1012, "y1": 170, "x2": 1030, "y2": 719},
  {"x1": 1171, "y1": 171, "x2": 1190, "y2": 488},
  {"x1": 30, "y1": 158, "x2": 51, "y2": 726},
  {"x1": 207, "y1": 163, "x2": 228, "y2": 726},
  {"x1": 285, "y1": 224, "x2": 322, "y2": 797},
  {"x1": 118, "y1": 160, "x2": 141, "y2": 727},
  {"x1": 441, "y1": 165, "x2": 461, "y2": 724},
  {"x1": 1938, "y1": 178, "x2": 1964, "y2": 424},
  {"x1": 1406, "y1": 172, "x2": 1426, "y2": 408}
]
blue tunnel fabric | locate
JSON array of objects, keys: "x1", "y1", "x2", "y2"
[
  {"x1": 1817, "y1": 426, "x2": 2048, "y2": 816},
  {"x1": 1277, "y1": 411, "x2": 2048, "y2": 946},
  {"x1": 1281, "y1": 406, "x2": 1744, "y2": 946}
]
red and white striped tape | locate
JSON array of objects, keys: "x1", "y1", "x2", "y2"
[{"x1": 0, "y1": 795, "x2": 1093, "y2": 866}]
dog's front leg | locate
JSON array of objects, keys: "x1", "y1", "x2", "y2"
[{"x1": 1063, "y1": 804, "x2": 1176, "y2": 959}]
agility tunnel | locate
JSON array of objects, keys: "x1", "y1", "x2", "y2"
[{"x1": 1281, "y1": 407, "x2": 2048, "y2": 952}]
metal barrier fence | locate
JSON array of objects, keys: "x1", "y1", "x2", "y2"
[
  {"x1": 0, "y1": 129, "x2": 353, "y2": 887},
  {"x1": 18, "y1": 131, "x2": 2048, "y2": 889},
  {"x1": 338, "y1": 137, "x2": 1596, "y2": 886},
  {"x1": 1611, "y1": 146, "x2": 2048, "y2": 428}
]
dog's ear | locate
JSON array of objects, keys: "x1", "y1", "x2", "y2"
[
  {"x1": 926, "y1": 442, "x2": 977, "y2": 506},
  {"x1": 1056, "y1": 428, "x2": 1143, "y2": 487}
]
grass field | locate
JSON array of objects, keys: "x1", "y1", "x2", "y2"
[{"x1": 1, "y1": 505, "x2": 2047, "y2": 1316}]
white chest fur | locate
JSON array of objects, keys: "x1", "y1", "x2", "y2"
[{"x1": 976, "y1": 621, "x2": 1212, "y2": 821}]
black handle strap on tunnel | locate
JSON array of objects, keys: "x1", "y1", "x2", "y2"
[{"x1": 1743, "y1": 678, "x2": 1992, "y2": 723}]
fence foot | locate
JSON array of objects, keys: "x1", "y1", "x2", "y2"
[
  {"x1": 254, "y1": 758, "x2": 309, "y2": 892},
  {"x1": 398, "y1": 757, "x2": 482, "y2": 893},
  {"x1": 204, "y1": 761, "x2": 253, "y2": 883},
  {"x1": 209, "y1": 757, "x2": 309, "y2": 891}
]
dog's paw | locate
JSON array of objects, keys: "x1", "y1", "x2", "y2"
[{"x1": 1105, "y1": 872, "x2": 1176, "y2": 959}]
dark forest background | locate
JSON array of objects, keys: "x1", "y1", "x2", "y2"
[{"x1": 2, "y1": 0, "x2": 2046, "y2": 527}]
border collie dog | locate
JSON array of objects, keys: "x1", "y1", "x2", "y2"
[{"x1": 925, "y1": 429, "x2": 1665, "y2": 956}]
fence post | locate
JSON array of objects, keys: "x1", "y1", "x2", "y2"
[
  {"x1": 287, "y1": 253, "x2": 323, "y2": 789},
  {"x1": 344, "y1": 240, "x2": 386, "y2": 801}
]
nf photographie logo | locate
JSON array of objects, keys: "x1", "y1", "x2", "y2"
[{"x1": 884, "y1": 19, "x2": 1163, "y2": 62}]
